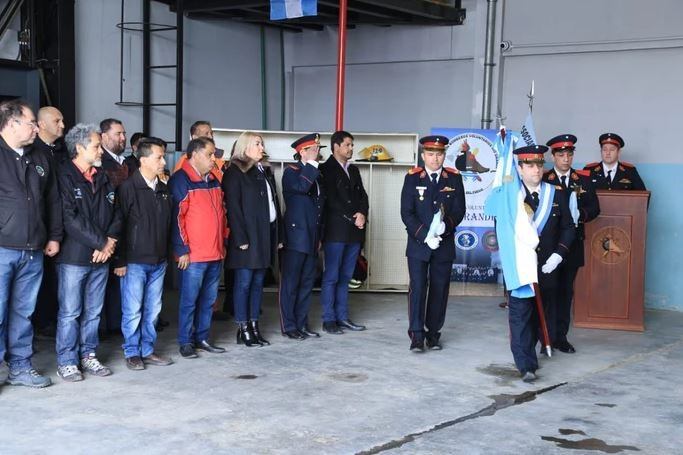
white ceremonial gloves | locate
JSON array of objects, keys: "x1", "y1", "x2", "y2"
[
  {"x1": 425, "y1": 236, "x2": 441, "y2": 250},
  {"x1": 541, "y1": 253, "x2": 563, "y2": 274},
  {"x1": 435, "y1": 221, "x2": 446, "y2": 236}
]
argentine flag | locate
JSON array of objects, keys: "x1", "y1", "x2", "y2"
[
  {"x1": 484, "y1": 129, "x2": 539, "y2": 298},
  {"x1": 270, "y1": 0, "x2": 317, "y2": 20}
]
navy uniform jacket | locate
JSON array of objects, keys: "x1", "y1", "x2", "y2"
[
  {"x1": 543, "y1": 168, "x2": 600, "y2": 268},
  {"x1": 319, "y1": 156, "x2": 369, "y2": 244},
  {"x1": 583, "y1": 161, "x2": 646, "y2": 191},
  {"x1": 282, "y1": 161, "x2": 325, "y2": 256},
  {"x1": 524, "y1": 184, "x2": 575, "y2": 288},
  {"x1": 400, "y1": 167, "x2": 466, "y2": 262}
]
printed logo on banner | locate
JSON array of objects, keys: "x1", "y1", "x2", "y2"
[
  {"x1": 455, "y1": 230, "x2": 479, "y2": 251},
  {"x1": 444, "y1": 132, "x2": 498, "y2": 196},
  {"x1": 482, "y1": 230, "x2": 499, "y2": 252}
]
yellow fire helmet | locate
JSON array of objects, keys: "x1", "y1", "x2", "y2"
[{"x1": 358, "y1": 144, "x2": 393, "y2": 162}]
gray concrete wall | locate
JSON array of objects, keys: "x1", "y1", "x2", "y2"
[{"x1": 74, "y1": 0, "x2": 284, "y2": 150}]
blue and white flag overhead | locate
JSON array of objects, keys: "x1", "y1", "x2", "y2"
[
  {"x1": 519, "y1": 109, "x2": 537, "y2": 146},
  {"x1": 484, "y1": 129, "x2": 539, "y2": 298},
  {"x1": 270, "y1": 0, "x2": 317, "y2": 20}
]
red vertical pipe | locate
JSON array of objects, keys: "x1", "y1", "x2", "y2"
[{"x1": 335, "y1": 0, "x2": 348, "y2": 131}]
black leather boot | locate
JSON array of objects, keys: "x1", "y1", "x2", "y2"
[
  {"x1": 250, "y1": 320, "x2": 269, "y2": 346},
  {"x1": 236, "y1": 322, "x2": 257, "y2": 347}
]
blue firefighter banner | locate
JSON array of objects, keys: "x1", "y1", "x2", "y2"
[{"x1": 430, "y1": 128, "x2": 503, "y2": 284}]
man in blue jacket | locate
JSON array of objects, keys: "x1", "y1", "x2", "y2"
[
  {"x1": 279, "y1": 133, "x2": 326, "y2": 340},
  {"x1": 400, "y1": 135, "x2": 466, "y2": 352},
  {"x1": 0, "y1": 99, "x2": 62, "y2": 388}
]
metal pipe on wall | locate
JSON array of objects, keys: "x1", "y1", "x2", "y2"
[
  {"x1": 335, "y1": 0, "x2": 348, "y2": 131},
  {"x1": 480, "y1": 0, "x2": 497, "y2": 130},
  {"x1": 175, "y1": 0, "x2": 183, "y2": 152},
  {"x1": 260, "y1": 25, "x2": 267, "y2": 130}
]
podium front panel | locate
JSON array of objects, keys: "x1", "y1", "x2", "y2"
[{"x1": 574, "y1": 190, "x2": 649, "y2": 331}]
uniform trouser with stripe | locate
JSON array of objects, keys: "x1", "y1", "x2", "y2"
[
  {"x1": 407, "y1": 257, "x2": 451, "y2": 341},
  {"x1": 279, "y1": 249, "x2": 317, "y2": 333},
  {"x1": 555, "y1": 263, "x2": 579, "y2": 343}
]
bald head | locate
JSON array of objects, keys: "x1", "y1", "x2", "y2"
[{"x1": 37, "y1": 106, "x2": 65, "y2": 144}]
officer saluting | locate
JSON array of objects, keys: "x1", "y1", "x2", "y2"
[
  {"x1": 278, "y1": 133, "x2": 326, "y2": 340},
  {"x1": 543, "y1": 135, "x2": 600, "y2": 354},
  {"x1": 583, "y1": 133, "x2": 646, "y2": 190},
  {"x1": 400, "y1": 135, "x2": 466, "y2": 352}
]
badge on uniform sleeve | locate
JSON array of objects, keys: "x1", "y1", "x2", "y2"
[
  {"x1": 35, "y1": 165, "x2": 45, "y2": 177},
  {"x1": 416, "y1": 186, "x2": 427, "y2": 201}
]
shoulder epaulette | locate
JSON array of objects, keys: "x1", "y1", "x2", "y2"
[
  {"x1": 575, "y1": 169, "x2": 590, "y2": 177},
  {"x1": 287, "y1": 164, "x2": 300, "y2": 171},
  {"x1": 546, "y1": 171, "x2": 556, "y2": 181},
  {"x1": 620, "y1": 161, "x2": 635, "y2": 168},
  {"x1": 444, "y1": 167, "x2": 459, "y2": 175},
  {"x1": 408, "y1": 167, "x2": 423, "y2": 175},
  {"x1": 584, "y1": 162, "x2": 600, "y2": 168}
]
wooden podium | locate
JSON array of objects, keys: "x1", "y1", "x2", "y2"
[{"x1": 574, "y1": 190, "x2": 650, "y2": 331}]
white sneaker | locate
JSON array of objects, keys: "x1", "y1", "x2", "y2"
[
  {"x1": 57, "y1": 364, "x2": 83, "y2": 382},
  {"x1": 80, "y1": 354, "x2": 112, "y2": 377}
]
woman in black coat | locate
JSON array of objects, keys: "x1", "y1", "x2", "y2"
[{"x1": 223, "y1": 132, "x2": 283, "y2": 346}]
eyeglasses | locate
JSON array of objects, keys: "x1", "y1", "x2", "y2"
[{"x1": 13, "y1": 119, "x2": 39, "y2": 129}]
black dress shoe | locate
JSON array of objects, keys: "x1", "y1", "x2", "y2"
[
  {"x1": 337, "y1": 319, "x2": 366, "y2": 331},
  {"x1": 179, "y1": 344, "x2": 198, "y2": 359},
  {"x1": 249, "y1": 320, "x2": 270, "y2": 346},
  {"x1": 196, "y1": 340, "x2": 226, "y2": 353},
  {"x1": 283, "y1": 330, "x2": 305, "y2": 340},
  {"x1": 553, "y1": 340, "x2": 576, "y2": 353},
  {"x1": 322, "y1": 321, "x2": 343, "y2": 334},
  {"x1": 410, "y1": 339, "x2": 425, "y2": 352},
  {"x1": 522, "y1": 371, "x2": 537, "y2": 382},
  {"x1": 300, "y1": 327, "x2": 320, "y2": 338}
]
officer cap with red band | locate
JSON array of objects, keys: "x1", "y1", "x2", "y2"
[
  {"x1": 546, "y1": 134, "x2": 577, "y2": 152},
  {"x1": 599, "y1": 132, "x2": 625, "y2": 148},
  {"x1": 513, "y1": 144, "x2": 548, "y2": 164},
  {"x1": 419, "y1": 135, "x2": 449, "y2": 152}
]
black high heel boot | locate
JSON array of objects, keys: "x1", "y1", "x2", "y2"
[
  {"x1": 250, "y1": 320, "x2": 269, "y2": 346},
  {"x1": 236, "y1": 322, "x2": 257, "y2": 347}
]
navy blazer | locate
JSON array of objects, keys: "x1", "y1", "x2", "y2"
[
  {"x1": 543, "y1": 168, "x2": 600, "y2": 268},
  {"x1": 282, "y1": 161, "x2": 325, "y2": 256},
  {"x1": 523, "y1": 183, "x2": 575, "y2": 289},
  {"x1": 400, "y1": 167, "x2": 466, "y2": 262}
]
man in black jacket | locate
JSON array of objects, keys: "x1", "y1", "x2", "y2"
[
  {"x1": 55, "y1": 123, "x2": 121, "y2": 382},
  {"x1": 113, "y1": 137, "x2": 173, "y2": 370},
  {"x1": 319, "y1": 131, "x2": 368, "y2": 334},
  {"x1": 543, "y1": 135, "x2": 600, "y2": 353},
  {"x1": 33, "y1": 106, "x2": 67, "y2": 337},
  {"x1": 0, "y1": 99, "x2": 62, "y2": 388}
]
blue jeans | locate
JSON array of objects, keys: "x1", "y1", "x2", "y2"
[
  {"x1": 320, "y1": 242, "x2": 360, "y2": 323},
  {"x1": 0, "y1": 247, "x2": 43, "y2": 371},
  {"x1": 120, "y1": 262, "x2": 167, "y2": 358},
  {"x1": 56, "y1": 263, "x2": 109, "y2": 366},
  {"x1": 233, "y1": 268, "x2": 266, "y2": 323},
  {"x1": 177, "y1": 260, "x2": 221, "y2": 346}
]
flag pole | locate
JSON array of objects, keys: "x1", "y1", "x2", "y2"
[
  {"x1": 335, "y1": 0, "x2": 348, "y2": 130},
  {"x1": 533, "y1": 282, "x2": 552, "y2": 357},
  {"x1": 527, "y1": 80, "x2": 535, "y2": 113}
]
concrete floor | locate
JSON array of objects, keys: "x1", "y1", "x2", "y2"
[{"x1": 2, "y1": 293, "x2": 682, "y2": 454}]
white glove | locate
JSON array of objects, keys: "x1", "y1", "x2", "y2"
[
  {"x1": 425, "y1": 236, "x2": 441, "y2": 250},
  {"x1": 541, "y1": 253, "x2": 563, "y2": 274},
  {"x1": 435, "y1": 221, "x2": 446, "y2": 236}
]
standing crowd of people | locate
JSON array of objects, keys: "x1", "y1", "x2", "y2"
[{"x1": 0, "y1": 97, "x2": 647, "y2": 388}]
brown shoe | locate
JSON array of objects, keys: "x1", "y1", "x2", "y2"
[
  {"x1": 142, "y1": 353, "x2": 174, "y2": 366},
  {"x1": 126, "y1": 356, "x2": 145, "y2": 370}
]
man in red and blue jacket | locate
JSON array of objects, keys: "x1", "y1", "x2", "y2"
[{"x1": 169, "y1": 137, "x2": 228, "y2": 359}]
